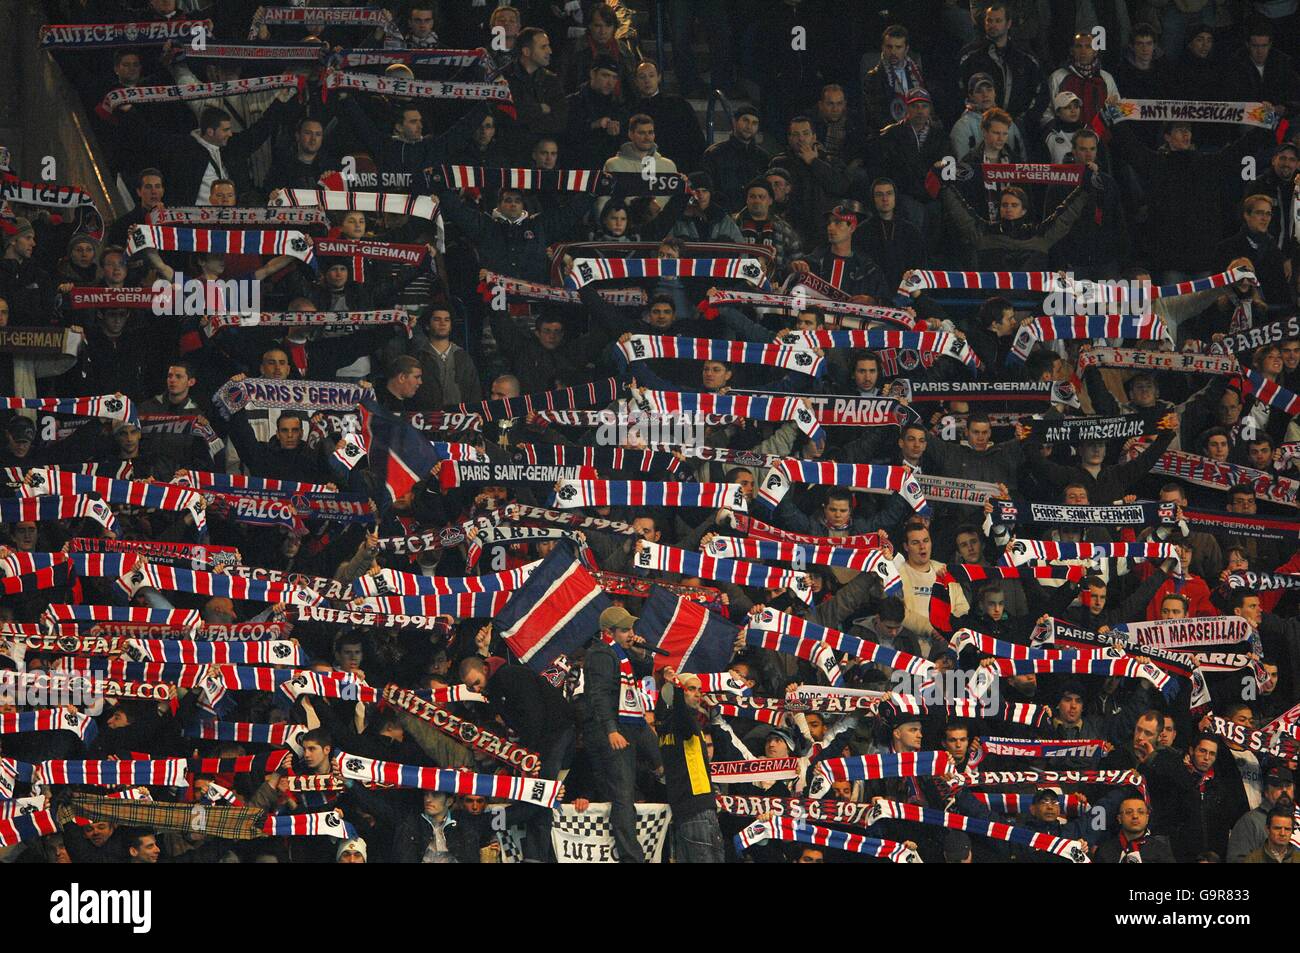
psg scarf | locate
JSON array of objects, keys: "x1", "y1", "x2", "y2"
[
  {"x1": 127, "y1": 225, "x2": 315, "y2": 265},
  {"x1": 480, "y1": 271, "x2": 647, "y2": 308},
  {"x1": 0, "y1": 708, "x2": 97, "y2": 742},
  {"x1": 213, "y1": 377, "x2": 368, "y2": 417},
  {"x1": 320, "y1": 70, "x2": 514, "y2": 107},
  {"x1": 149, "y1": 205, "x2": 329, "y2": 229},
  {"x1": 437, "y1": 460, "x2": 594, "y2": 490},
  {"x1": 703, "y1": 536, "x2": 892, "y2": 574},
  {"x1": 514, "y1": 442, "x2": 683, "y2": 476},
  {"x1": 982, "y1": 163, "x2": 1084, "y2": 186},
  {"x1": 648, "y1": 441, "x2": 783, "y2": 468},
  {"x1": 989, "y1": 499, "x2": 1178, "y2": 528},
  {"x1": 203, "y1": 308, "x2": 413, "y2": 337},
  {"x1": 1002, "y1": 538, "x2": 1181, "y2": 570},
  {"x1": 1109, "y1": 616, "x2": 1257, "y2": 652},
  {"x1": 381, "y1": 684, "x2": 542, "y2": 774},
  {"x1": 441, "y1": 165, "x2": 601, "y2": 193},
  {"x1": 313, "y1": 238, "x2": 427, "y2": 281},
  {"x1": 1208, "y1": 716, "x2": 1296, "y2": 758},
  {"x1": 591, "y1": 570, "x2": 726, "y2": 612},
  {"x1": 1010, "y1": 314, "x2": 1170, "y2": 363},
  {"x1": 1, "y1": 172, "x2": 95, "y2": 210},
  {"x1": 138, "y1": 413, "x2": 224, "y2": 458},
  {"x1": 171, "y1": 469, "x2": 336, "y2": 496},
  {"x1": 271, "y1": 188, "x2": 439, "y2": 221},
  {"x1": 892, "y1": 378, "x2": 1079, "y2": 407},
  {"x1": 293, "y1": 605, "x2": 449, "y2": 632},
  {"x1": 706, "y1": 287, "x2": 919, "y2": 329},
  {"x1": 1125, "y1": 441, "x2": 1300, "y2": 506},
  {"x1": 1076, "y1": 347, "x2": 1240, "y2": 377},
  {"x1": 329, "y1": 48, "x2": 487, "y2": 69},
  {"x1": 338, "y1": 753, "x2": 560, "y2": 806},
  {"x1": 548, "y1": 478, "x2": 747, "y2": 512},
  {"x1": 122, "y1": 639, "x2": 302, "y2": 667},
  {"x1": 1229, "y1": 571, "x2": 1300, "y2": 590},
  {"x1": 35, "y1": 759, "x2": 189, "y2": 788},
  {"x1": 351, "y1": 562, "x2": 536, "y2": 597},
  {"x1": 743, "y1": 628, "x2": 843, "y2": 685},
  {"x1": 815, "y1": 752, "x2": 952, "y2": 783},
  {"x1": 503, "y1": 502, "x2": 639, "y2": 538},
  {"x1": 757, "y1": 459, "x2": 926, "y2": 514},
  {"x1": 455, "y1": 377, "x2": 619, "y2": 423},
  {"x1": 709, "y1": 757, "x2": 803, "y2": 784},
  {"x1": 981, "y1": 737, "x2": 1107, "y2": 759},
  {"x1": 915, "y1": 474, "x2": 1003, "y2": 507},
  {"x1": 1, "y1": 394, "x2": 136, "y2": 423},
  {"x1": 868, "y1": 798, "x2": 1089, "y2": 862},
  {"x1": 897, "y1": 269, "x2": 1064, "y2": 296},
  {"x1": 39, "y1": 19, "x2": 212, "y2": 48},
  {"x1": 65, "y1": 287, "x2": 159, "y2": 309},
  {"x1": 747, "y1": 607, "x2": 931, "y2": 675},
  {"x1": 735, "y1": 815, "x2": 920, "y2": 862},
  {"x1": 263, "y1": 811, "x2": 356, "y2": 839},
  {"x1": 784, "y1": 329, "x2": 979, "y2": 369},
  {"x1": 565, "y1": 257, "x2": 768, "y2": 290},
  {"x1": 1237, "y1": 369, "x2": 1300, "y2": 419},
  {"x1": 732, "y1": 513, "x2": 881, "y2": 550},
  {"x1": 0, "y1": 496, "x2": 115, "y2": 534},
  {"x1": 179, "y1": 41, "x2": 327, "y2": 63},
  {"x1": 639, "y1": 390, "x2": 824, "y2": 445},
  {"x1": 19, "y1": 470, "x2": 205, "y2": 534},
  {"x1": 618, "y1": 334, "x2": 824, "y2": 377},
  {"x1": 1102, "y1": 98, "x2": 1279, "y2": 130},
  {"x1": 353, "y1": 593, "x2": 511, "y2": 617},
  {"x1": 1027, "y1": 413, "x2": 1155, "y2": 443},
  {"x1": 465, "y1": 525, "x2": 590, "y2": 568},
  {"x1": 635, "y1": 541, "x2": 812, "y2": 603},
  {"x1": 97, "y1": 75, "x2": 305, "y2": 120}
]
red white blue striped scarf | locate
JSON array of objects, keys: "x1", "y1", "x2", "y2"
[
  {"x1": 170, "y1": 469, "x2": 335, "y2": 495},
  {"x1": 618, "y1": 334, "x2": 824, "y2": 376},
  {"x1": 0, "y1": 495, "x2": 116, "y2": 534},
  {"x1": 425, "y1": 442, "x2": 488, "y2": 464},
  {"x1": 640, "y1": 389, "x2": 824, "y2": 444},
  {"x1": 714, "y1": 702, "x2": 786, "y2": 724},
  {"x1": 707, "y1": 288, "x2": 919, "y2": 329},
  {"x1": 899, "y1": 270, "x2": 1064, "y2": 295},
  {"x1": 704, "y1": 536, "x2": 890, "y2": 574},
  {"x1": 126, "y1": 225, "x2": 315, "y2": 265},
  {"x1": 973, "y1": 791, "x2": 1086, "y2": 816},
  {"x1": 950, "y1": 628, "x2": 1083, "y2": 661},
  {"x1": 0, "y1": 808, "x2": 60, "y2": 847},
  {"x1": 1238, "y1": 369, "x2": 1300, "y2": 418},
  {"x1": 785, "y1": 329, "x2": 979, "y2": 369},
  {"x1": 0, "y1": 551, "x2": 69, "y2": 578},
  {"x1": 119, "y1": 563, "x2": 323, "y2": 607},
  {"x1": 96, "y1": 74, "x2": 304, "y2": 121},
  {"x1": 263, "y1": 811, "x2": 356, "y2": 839},
  {"x1": 759, "y1": 459, "x2": 925, "y2": 514},
  {"x1": 465, "y1": 525, "x2": 591, "y2": 569},
  {"x1": 353, "y1": 592, "x2": 512, "y2": 617},
  {"x1": 39, "y1": 19, "x2": 212, "y2": 48},
  {"x1": 733, "y1": 513, "x2": 881, "y2": 549},
  {"x1": 743, "y1": 628, "x2": 843, "y2": 684},
  {"x1": 1127, "y1": 443, "x2": 1300, "y2": 506},
  {"x1": 645, "y1": 441, "x2": 782, "y2": 469},
  {"x1": 565, "y1": 257, "x2": 768, "y2": 290},
  {"x1": 186, "y1": 721, "x2": 305, "y2": 751},
  {"x1": 35, "y1": 758, "x2": 189, "y2": 787},
  {"x1": 635, "y1": 541, "x2": 812, "y2": 603},
  {"x1": 596, "y1": 631, "x2": 648, "y2": 724},
  {"x1": 280, "y1": 670, "x2": 378, "y2": 704},
  {"x1": 748, "y1": 608, "x2": 935, "y2": 678},
  {"x1": 2, "y1": 394, "x2": 136, "y2": 423},
  {"x1": 1010, "y1": 314, "x2": 1170, "y2": 363},
  {"x1": 122, "y1": 639, "x2": 303, "y2": 667},
  {"x1": 455, "y1": 377, "x2": 618, "y2": 423},
  {"x1": 699, "y1": 672, "x2": 752, "y2": 695},
  {"x1": 320, "y1": 71, "x2": 514, "y2": 108},
  {"x1": 271, "y1": 188, "x2": 439, "y2": 220},
  {"x1": 351, "y1": 562, "x2": 537, "y2": 597},
  {"x1": 20, "y1": 469, "x2": 206, "y2": 533},
  {"x1": 987, "y1": 656, "x2": 1169, "y2": 692},
  {"x1": 869, "y1": 798, "x2": 1089, "y2": 861},
  {"x1": 735, "y1": 815, "x2": 920, "y2": 861},
  {"x1": 337, "y1": 753, "x2": 560, "y2": 806},
  {"x1": 441, "y1": 165, "x2": 600, "y2": 192},
  {"x1": 515, "y1": 443, "x2": 683, "y2": 476},
  {"x1": 0, "y1": 708, "x2": 96, "y2": 742},
  {"x1": 549, "y1": 478, "x2": 747, "y2": 512},
  {"x1": 815, "y1": 751, "x2": 952, "y2": 783},
  {"x1": 42, "y1": 605, "x2": 201, "y2": 630}
]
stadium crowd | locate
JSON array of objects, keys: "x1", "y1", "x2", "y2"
[{"x1": 1, "y1": 0, "x2": 1299, "y2": 864}]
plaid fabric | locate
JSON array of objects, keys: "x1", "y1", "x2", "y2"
[{"x1": 61, "y1": 793, "x2": 268, "y2": 840}]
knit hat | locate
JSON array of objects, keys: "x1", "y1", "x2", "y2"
[
  {"x1": 765, "y1": 728, "x2": 797, "y2": 753},
  {"x1": 745, "y1": 177, "x2": 774, "y2": 198},
  {"x1": 590, "y1": 55, "x2": 621, "y2": 75},
  {"x1": 68, "y1": 232, "x2": 100, "y2": 255},
  {"x1": 733, "y1": 103, "x2": 760, "y2": 121},
  {"x1": 4, "y1": 217, "x2": 33, "y2": 249},
  {"x1": 687, "y1": 170, "x2": 714, "y2": 191},
  {"x1": 335, "y1": 837, "x2": 368, "y2": 862}
]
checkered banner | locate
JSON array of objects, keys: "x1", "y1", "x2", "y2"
[{"x1": 550, "y1": 802, "x2": 673, "y2": 863}]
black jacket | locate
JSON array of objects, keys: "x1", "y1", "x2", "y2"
[
  {"x1": 655, "y1": 681, "x2": 715, "y2": 820},
  {"x1": 767, "y1": 149, "x2": 852, "y2": 247},
  {"x1": 340, "y1": 97, "x2": 488, "y2": 190},
  {"x1": 1094, "y1": 832, "x2": 1176, "y2": 863},
  {"x1": 703, "y1": 135, "x2": 772, "y2": 213},
  {"x1": 486, "y1": 662, "x2": 575, "y2": 755},
  {"x1": 629, "y1": 91, "x2": 706, "y2": 173},
  {"x1": 564, "y1": 84, "x2": 628, "y2": 169},
  {"x1": 438, "y1": 188, "x2": 592, "y2": 283},
  {"x1": 958, "y1": 38, "x2": 1048, "y2": 129},
  {"x1": 868, "y1": 121, "x2": 951, "y2": 203},
  {"x1": 580, "y1": 637, "x2": 652, "y2": 738},
  {"x1": 1214, "y1": 228, "x2": 1293, "y2": 306},
  {"x1": 392, "y1": 809, "x2": 482, "y2": 863}
]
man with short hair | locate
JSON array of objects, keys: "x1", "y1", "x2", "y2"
[
  {"x1": 769, "y1": 116, "x2": 852, "y2": 248},
  {"x1": 1242, "y1": 809, "x2": 1300, "y2": 863},
  {"x1": 703, "y1": 106, "x2": 770, "y2": 213},
  {"x1": 1094, "y1": 796, "x2": 1176, "y2": 862},
  {"x1": 126, "y1": 830, "x2": 161, "y2": 863},
  {"x1": 958, "y1": 1, "x2": 1048, "y2": 132},
  {"x1": 1227, "y1": 767, "x2": 1295, "y2": 862},
  {"x1": 869, "y1": 89, "x2": 949, "y2": 248},
  {"x1": 597, "y1": 112, "x2": 680, "y2": 217},
  {"x1": 863, "y1": 25, "x2": 927, "y2": 133},
  {"x1": 266, "y1": 117, "x2": 337, "y2": 192},
  {"x1": 813, "y1": 84, "x2": 867, "y2": 166},
  {"x1": 789, "y1": 201, "x2": 890, "y2": 302},
  {"x1": 564, "y1": 57, "x2": 628, "y2": 169},
  {"x1": 1215, "y1": 194, "x2": 1293, "y2": 306},
  {"x1": 732, "y1": 179, "x2": 802, "y2": 273},
  {"x1": 378, "y1": 354, "x2": 423, "y2": 413},
  {"x1": 405, "y1": 306, "x2": 481, "y2": 410},
  {"x1": 1043, "y1": 32, "x2": 1120, "y2": 129},
  {"x1": 859, "y1": 178, "x2": 925, "y2": 292},
  {"x1": 499, "y1": 28, "x2": 568, "y2": 162},
  {"x1": 582, "y1": 605, "x2": 659, "y2": 863},
  {"x1": 627, "y1": 60, "x2": 706, "y2": 174},
  {"x1": 891, "y1": 520, "x2": 969, "y2": 644}
]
